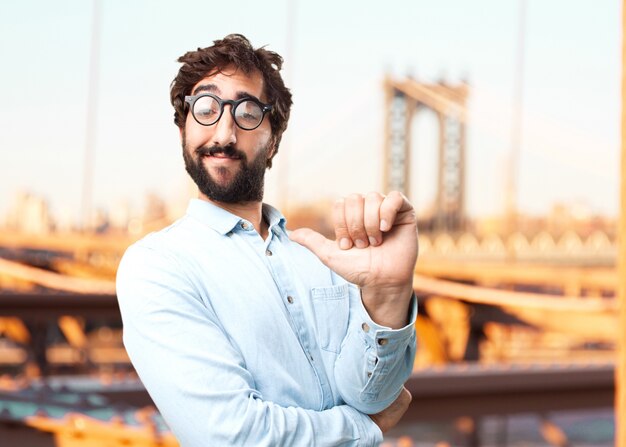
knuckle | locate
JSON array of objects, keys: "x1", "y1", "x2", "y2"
[
  {"x1": 364, "y1": 223, "x2": 378, "y2": 232},
  {"x1": 347, "y1": 227, "x2": 366, "y2": 238},
  {"x1": 348, "y1": 224, "x2": 364, "y2": 233},
  {"x1": 334, "y1": 227, "x2": 349, "y2": 237},
  {"x1": 364, "y1": 220, "x2": 380, "y2": 233},
  {"x1": 365, "y1": 215, "x2": 379, "y2": 228}
]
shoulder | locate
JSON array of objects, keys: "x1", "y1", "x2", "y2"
[
  {"x1": 117, "y1": 216, "x2": 203, "y2": 286},
  {"x1": 121, "y1": 214, "x2": 208, "y2": 263},
  {"x1": 116, "y1": 217, "x2": 208, "y2": 311}
]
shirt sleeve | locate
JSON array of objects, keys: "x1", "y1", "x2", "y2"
[
  {"x1": 333, "y1": 276, "x2": 417, "y2": 415},
  {"x1": 116, "y1": 243, "x2": 383, "y2": 447}
]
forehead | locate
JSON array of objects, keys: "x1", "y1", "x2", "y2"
[{"x1": 191, "y1": 66, "x2": 266, "y2": 100}]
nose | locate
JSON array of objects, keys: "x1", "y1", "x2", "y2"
[{"x1": 211, "y1": 106, "x2": 237, "y2": 147}]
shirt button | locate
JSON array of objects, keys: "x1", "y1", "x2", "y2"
[
  {"x1": 361, "y1": 322, "x2": 370, "y2": 333},
  {"x1": 241, "y1": 222, "x2": 249, "y2": 230},
  {"x1": 377, "y1": 338, "x2": 388, "y2": 346},
  {"x1": 287, "y1": 296, "x2": 294, "y2": 304},
  {"x1": 309, "y1": 354, "x2": 314, "y2": 362},
  {"x1": 367, "y1": 372, "x2": 372, "y2": 378},
  {"x1": 266, "y1": 249, "x2": 273, "y2": 256}
]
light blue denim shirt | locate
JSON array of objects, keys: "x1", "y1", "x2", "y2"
[{"x1": 117, "y1": 199, "x2": 417, "y2": 447}]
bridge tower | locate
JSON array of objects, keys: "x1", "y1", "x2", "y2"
[{"x1": 383, "y1": 76, "x2": 469, "y2": 232}]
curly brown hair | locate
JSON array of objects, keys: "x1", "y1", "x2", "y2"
[{"x1": 170, "y1": 34, "x2": 292, "y2": 168}]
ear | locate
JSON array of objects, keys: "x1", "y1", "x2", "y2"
[
  {"x1": 267, "y1": 136, "x2": 277, "y2": 160},
  {"x1": 265, "y1": 138, "x2": 277, "y2": 169}
]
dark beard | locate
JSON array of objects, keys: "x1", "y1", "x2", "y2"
[{"x1": 182, "y1": 139, "x2": 268, "y2": 204}]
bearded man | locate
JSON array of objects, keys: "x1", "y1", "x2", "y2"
[{"x1": 117, "y1": 34, "x2": 418, "y2": 447}]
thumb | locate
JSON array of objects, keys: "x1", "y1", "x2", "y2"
[{"x1": 289, "y1": 228, "x2": 335, "y2": 265}]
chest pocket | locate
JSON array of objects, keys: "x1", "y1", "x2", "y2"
[{"x1": 311, "y1": 284, "x2": 350, "y2": 353}]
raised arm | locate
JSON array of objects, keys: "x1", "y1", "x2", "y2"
[{"x1": 289, "y1": 191, "x2": 419, "y2": 414}]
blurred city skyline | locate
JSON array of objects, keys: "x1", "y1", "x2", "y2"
[{"x1": 0, "y1": 0, "x2": 620, "y2": 229}]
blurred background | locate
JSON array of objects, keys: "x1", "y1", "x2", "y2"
[{"x1": 0, "y1": 0, "x2": 620, "y2": 446}]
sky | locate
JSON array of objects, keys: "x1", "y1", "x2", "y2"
[{"x1": 0, "y1": 0, "x2": 621, "y2": 227}]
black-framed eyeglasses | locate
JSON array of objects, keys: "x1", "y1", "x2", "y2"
[{"x1": 184, "y1": 94, "x2": 273, "y2": 131}]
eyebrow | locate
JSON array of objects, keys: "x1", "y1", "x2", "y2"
[
  {"x1": 192, "y1": 83, "x2": 263, "y2": 102},
  {"x1": 192, "y1": 84, "x2": 219, "y2": 95}
]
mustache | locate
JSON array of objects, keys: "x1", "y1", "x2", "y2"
[{"x1": 195, "y1": 145, "x2": 247, "y2": 160}]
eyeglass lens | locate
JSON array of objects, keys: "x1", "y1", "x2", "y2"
[{"x1": 193, "y1": 96, "x2": 264, "y2": 130}]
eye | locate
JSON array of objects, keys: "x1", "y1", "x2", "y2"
[
  {"x1": 197, "y1": 106, "x2": 217, "y2": 117},
  {"x1": 235, "y1": 101, "x2": 263, "y2": 125},
  {"x1": 193, "y1": 96, "x2": 220, "y2": 123}
]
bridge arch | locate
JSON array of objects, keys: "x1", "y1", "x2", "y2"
[{"x1": 383, "y1": 76, "x2": 468, "y2": 233}]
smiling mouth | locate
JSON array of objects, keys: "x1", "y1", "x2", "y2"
[
  {"x1": 201, "y1": 151, "x2": 242, "y2": 160},
  {"x1": 203, "y1": 152, "x2": 241, "y2": 160}
]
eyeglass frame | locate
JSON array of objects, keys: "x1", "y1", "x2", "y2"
[{"x1": 184, "y1": 93, "x2": 273, "y2": 131}]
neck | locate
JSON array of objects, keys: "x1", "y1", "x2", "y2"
[{"x1": 199, "y1": 193, "x2": 269, "y2": 239}]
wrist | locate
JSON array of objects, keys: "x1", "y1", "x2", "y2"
[{"x1": 360, "y1": 284, "x2": 413, "y2": 329}]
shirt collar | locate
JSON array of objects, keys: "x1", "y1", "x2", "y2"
[
  {"x1": 262, "y1": 202, "x2": 288, "y2": 237},
  {"x1": 186, "y1": 199, "x2": 287, "y2": 236}
]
